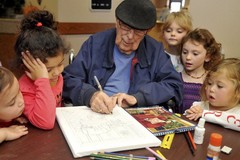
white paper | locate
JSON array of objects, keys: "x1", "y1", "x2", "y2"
[{"x1": 56, "y1": 106, "x2": 161, "y2": 158}]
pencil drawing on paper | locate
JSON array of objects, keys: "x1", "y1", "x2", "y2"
[
  {"x1": 56, "y1": 106, "x2": 161, "y2": 158},
  {"x1": 59, "y1": 107, "x2": 146, "y2": 144}
]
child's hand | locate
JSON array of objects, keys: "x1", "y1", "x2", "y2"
[
  {"x1": 22, "y1": 51, "x2": 49, "y2": 80},
  {"x1": 0, "y1": 125, "x2": 28, "y2": 143},
  {"x1": 15, "y1": 116, "x2": 28, "y2": 124},
  {"x1": 185, "y1": 105, "x2": 203, "y2": 121}
]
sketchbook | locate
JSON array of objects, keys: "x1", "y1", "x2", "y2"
[
  {"x1": 56, "y1": 106, "x2": 161, "y2": 158},
  {"x1": 126, "y1": 106, "x2": 196, "y2": 136}
]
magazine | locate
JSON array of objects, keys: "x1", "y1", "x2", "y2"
[{"x1": 126, "y1": 106, "x2": 196, "y2": 136}]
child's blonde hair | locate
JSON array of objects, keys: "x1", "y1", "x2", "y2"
[
  {"x1": 201, "y1": 58, "x2": 240, "y2": 106},
  {"x1": 0, "y1": 67, "x2": 15, "y2": 94},
  {"x1": 162, "y1": 10, "x2": 193, "y2": 36},
  {"x1": 181, "y1": 28, "x2": 222, "y2": 70}
]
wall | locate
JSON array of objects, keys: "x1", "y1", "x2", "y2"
[
  {"x1": 58, "y1": 0, "x2": 122, "y2": 57},
  {"x1": 26, "y1": 0, "x2": 240, "y2": 58},
  {"x1": 189, "y1": 0, "x2": 240, "y2": 58}
]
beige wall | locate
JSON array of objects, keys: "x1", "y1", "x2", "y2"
[
  {"x1": 189, "y1": 0, "x2": 240, "y2": 58},
  {"x1": 26, "y1": 0, "x2": 240, "y2": 58}
]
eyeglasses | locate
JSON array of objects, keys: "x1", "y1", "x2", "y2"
[{"x1": 118, "y1": 20, "x2": 147, "y2": 37}]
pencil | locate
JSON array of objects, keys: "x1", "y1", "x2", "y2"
[
  {"x1": 187, "y1": 131, "x2": 197, "y2": 150},
  {"x1": 94, "y1": 76, "x2": 103, "y2": 91},
  {"x1": 184, "y1": 132, "x2": 195, "y2": 156},
  {"x1": 156, "y1": 150, "x2": 167, "y2": 160},
  {"x1": 145, "y1": 147, "x2": 167, "y2": 160},
  {"x1": 104, "y1": 152, "x2": 156, "y2": 160},
  {"x1": 91, "y1": 152, "x2": 151, "y2": 160}
]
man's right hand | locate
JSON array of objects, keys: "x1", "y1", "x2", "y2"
[{"x1": 90, "y1": 91, "x2": 116, "y2": 114}]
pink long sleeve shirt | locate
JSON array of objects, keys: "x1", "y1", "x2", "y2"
[{"x1": 19, "y1": 74, "x2": 63, "y2": 130}]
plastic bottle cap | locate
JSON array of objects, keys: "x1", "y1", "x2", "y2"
[
  {"x1": 198, "y1": 118, "x2": 205, "y2": 128},
  {"x1": 210, "y1": 133, "x2": 222, "y2": 146}
]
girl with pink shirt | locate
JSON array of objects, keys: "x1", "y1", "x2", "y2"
[{"x1": 14, "y1": 10, "x2": 69, "y2": 130}]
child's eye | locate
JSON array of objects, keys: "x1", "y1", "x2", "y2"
[
  {"x1": 217, "y1": 85, "x2": 223, "y2": 89},
  {"x1": 193, "y1": 52, "x2": 199, "y2": 56},
  {"x1": 182, "y1": 49, "x2": 187, "y2": 54},
  {"x1": 207, "y1": 81, "x2": 212, "y2": 85},
  {"x1": 9, "y1": 100, "x2": 16, "y2": 106},
  {"x1": 177, "y1": 30, "x2": 183, "y2": 34},
  {"x1": 165, "y1": 28, "x2": 172, "y2": 32}
]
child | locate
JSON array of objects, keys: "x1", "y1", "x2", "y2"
[
  {"x1": 186, "y1": 58, "x2": 240, "y2": 131},
  {"x1": 14, "y1": 10, "x2": 69, "y2": 130},
  {"x1": 0, "y1": 67, "x2": 28, "y2": 143},
  {"x1": 162, "y1": 10, "x2": 193, "y2": 72},
  {"x1": 179, "y1": 28, "x2": 222, "y2": 113}
]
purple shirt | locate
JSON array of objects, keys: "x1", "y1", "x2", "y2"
[{"x1": 179, "y1": 81, "x2": 202, "y2": 113}]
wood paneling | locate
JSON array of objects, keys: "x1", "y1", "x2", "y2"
[
  {"x1": 0, "y1": 33, "x2": 17, "y2": 70},
  {"x1": 57, "y1": 22, "x2": 115, "y2": 35},
  {"x1": 57, "y1": 22, "x2": 163, "y2": 42}
]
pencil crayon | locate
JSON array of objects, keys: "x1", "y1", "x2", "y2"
[
  {"x1": 187, "y1": 131, "x2": 197, "y2": 150},
  {"x1": 184, "y1": 132, "x2": 195, "y2": 156}
]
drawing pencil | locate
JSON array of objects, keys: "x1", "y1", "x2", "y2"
[
  {"x1": 184, "y1": 132, "x2": 195, "y2": 156},
  {"x1": 104, "y1": 152, "x2": 156, "y2": 160},
  {"x1": 94, "y1": 75, "x2": 103, "y2": 91},
  {"x1": 156, "y1": 150, "x2": 167, "y2": 160},
  {"x1": 91, "y1": 152, "x2": 150, "y2": 160},
  {"x1": 145, "y1": 147, "x2": 167, "y2": 160},
  {"x1": 187, "y1": 131, "x2": 197, "y2": 150}
]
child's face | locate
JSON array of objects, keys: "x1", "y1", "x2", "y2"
[
  {"x1": 45, "y1": 52, "x2": 65, "y2": 87},
  {"x1": 205, "y1": 72, "x2": 236, "y2": 110},
  {"x1": 0, "y1": 77, "x2": 25, "y2": 122},
  {"x1": 181, "y1": 40, "x2": 210, "y2": 72},
  {"x1": 163, "y1": 21, "x2": 188, "y2": 47}
]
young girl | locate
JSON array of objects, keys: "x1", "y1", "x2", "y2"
[
  {"x1": 0, "y1": 67, "x2": 28, "y2": 143},
  {"x1": 162, "y1": 10, "x2": 192, "y2": 72},
  {"x1": 179, "y1": 28, "x2": 222, "y2": 113},
  {"x1": 14, "y1": 10, "x2": 69, "y2": 130},
  {"x1": 186, "y1": 58, "x2": 240, "y2": 131}
]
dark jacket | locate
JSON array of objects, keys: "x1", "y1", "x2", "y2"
[{"x1": 63, "y1": 28, "x2": 183, "y2": 107}]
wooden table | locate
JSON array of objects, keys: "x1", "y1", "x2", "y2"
[{"x1": 0, "y1": 119, "x2": 239, "y2": 160}]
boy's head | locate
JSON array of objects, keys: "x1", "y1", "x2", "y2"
[{"x1": 0, "y1": 67, "x2": 25, "y2": 122}]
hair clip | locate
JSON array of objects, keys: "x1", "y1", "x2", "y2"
[{"x1": 36, "y1": 22, "x2": 43, "y2": 27}]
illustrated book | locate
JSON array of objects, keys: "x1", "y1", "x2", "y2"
[
  {"x1": 126, "y1": 106, "x2": 196, "y2": 136},
  {"x1": 56, "y1": 106, "x2": 161, "y2": 158}
]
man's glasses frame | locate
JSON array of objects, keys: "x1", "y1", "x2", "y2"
[{"x1": 118, "y1": 20, "x2": 147, "y2": 37}]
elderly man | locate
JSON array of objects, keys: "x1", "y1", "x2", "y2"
[{"x1": 63, "y1": 0, "x2": 183, "y2": 113}]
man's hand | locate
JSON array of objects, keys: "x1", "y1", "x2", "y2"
[
  {"x1": 90, "y1": 91, "x2": 116, "y2": 114},
  {"x1": 112, "y1": 93, "x2": 137, "y2": 108}
]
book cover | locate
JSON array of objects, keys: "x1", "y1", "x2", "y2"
[
  {"x1": 126, "y1": 106, "x2": 196, "y2": 136},
  {"x1": 56, "y1": 106, "x2": 161, "y2": 158}
]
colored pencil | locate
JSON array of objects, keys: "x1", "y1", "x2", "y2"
[
  {"x1": 187, "y1": 131, "x2": 197, "y2": 150},
  {"x1": 104, "y1": 152, "x2": 156, "y2": 160},
  {"x1": 156, "y1": 150, "x2": 167, "y2": 160},
  {"x1": 91, "y1": 152, "x2": 154, "y2": 160},
  {"x1": 184, "y1": 132, "x2": 195, "y2": 156},
  {"x1": 145, "y1": 147, "x2": 167, "y2": 160}
]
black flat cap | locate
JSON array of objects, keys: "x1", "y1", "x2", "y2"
[{"x1": 115, "y1": 0, "x2": 156, "y2": 30}]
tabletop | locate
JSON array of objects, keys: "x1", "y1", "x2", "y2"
[{"x1": 0, "y1": 119, "x2": 239, "y2": 160}]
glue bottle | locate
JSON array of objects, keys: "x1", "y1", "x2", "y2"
[
  {"x1": 193, "y1": 117, "x2": 205, "y2": 144},
  {"x1": 206, "y1": 133, "x2": 222, "y2": 160}
]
